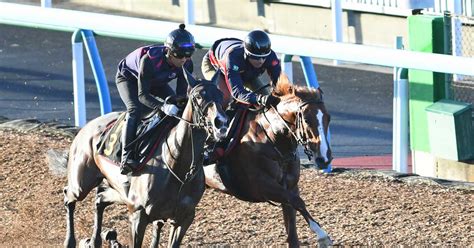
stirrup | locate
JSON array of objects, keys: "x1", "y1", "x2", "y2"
[
  {"x1": 120, "y1": 164, "x2": 132, "y2": 175},
  {"x1": 120, "y1": 159, "x2": 140, "y2": 175}
]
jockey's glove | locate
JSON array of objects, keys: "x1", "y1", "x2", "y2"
[
  {"x1": 257, "y1": 94, "x2": 280, "y2": 108},
  {"x1": 161, "y1": 103, "x2": 179, "y2": 116}
]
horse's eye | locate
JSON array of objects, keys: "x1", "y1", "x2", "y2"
[{"x1": 195, "y1": 94, "x2": 202, "y2": 100}]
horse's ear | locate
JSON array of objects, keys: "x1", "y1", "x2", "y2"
[
  {"x1": 274, "y1": 72, "x2": 294, "y2": 96},
  {"x1": 210, "y1": 70, "x2": 221, "y2": 85},
  {"x1": 182, "y1": 67, "x2": 197, "y2": 87}
]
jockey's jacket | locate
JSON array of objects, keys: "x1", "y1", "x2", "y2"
[
  {"x1": 117, "y1": 45, "x2": 193, "y2": 110},
  {"x1": 208, "y1": 38, "x2": 281, "y2": 105}
]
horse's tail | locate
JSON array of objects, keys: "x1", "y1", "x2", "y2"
[{"x1": 46, "y1": 149, "x2": 68, "y2": 177}]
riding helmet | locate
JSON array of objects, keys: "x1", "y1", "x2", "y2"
[
  {"x1": 165, "y1": 24, "x2": 196, "y2": 58},
  {"x1": 244, "y1": 30, "x2": 272, "y2": 57}
]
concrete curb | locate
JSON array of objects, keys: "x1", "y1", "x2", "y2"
[
  {"x1": 1, "y1": 117, "x2": 473, "y2": 192},
  {"x1": 0, "y1": 116, "x2": 80, "y2": 138}
]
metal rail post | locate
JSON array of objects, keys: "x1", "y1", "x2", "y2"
[
  {"x1": 395, "y1": 67, "x2": 409, "y2": 173},
  {"x1": 72, "y1": 30, "x2": 86, "y2": 127},
  {"x1": 81, "y1": 30, "x2": 112, "y2": 116},
  {"x1": 281, "y1": 54, "x2": 294, "y2": 82},
  {"x1": 392, "y1": 37, "x2": 409, "y2": 173},
  {"x1": 41, "y1": 0, "x2": 51, "y2": 8},
  {"x1": 185, "y1": 0, "x2": 195, "y2": 25},
  {"x1": 331, "y1": 0, "x2": 342, "y2": 65},
  {"x1": 451, "y1": 0, "x2": 463, "y2": 82},
  {"x1": 300, "y1": 56, "x2": 320, "y2": 88},
  {"x1": 71, "y1": 29, "x2": 111, "y2": 127}
]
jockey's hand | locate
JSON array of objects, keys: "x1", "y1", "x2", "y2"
[
  {"x1": 257, "y1": 94, "x2": 280, "y2": 108},
  {"x1": 164, "y1": 95, "x2": 177, "y2": 105},
  {"x1": 161, "y1": 103, "x2": 179, "y2": 116}
]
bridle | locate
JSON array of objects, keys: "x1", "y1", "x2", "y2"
[
  {"x1": 171, "y1": 82, "x2": 222, "y2": 130},
  {"x1": 263, "y1": 99, "x2": 324, "y2": 161},
  {"x1": 165, "y1": 82, "x2": 224, "y2": 185}
]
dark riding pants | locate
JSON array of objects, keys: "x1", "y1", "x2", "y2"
[{"x1": 116, "y1": 72, "x2": 175, "y2": 162}]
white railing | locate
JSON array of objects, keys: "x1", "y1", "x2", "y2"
[
  {"x1": 1, "y1": 2, "x2": 474, "y2": 174},
  {"x1": 272, "y1": 0, "x2": 474, "y2": 16}
]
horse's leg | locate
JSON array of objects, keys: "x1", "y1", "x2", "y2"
[
  {"x1": 255, "y1": 170, "x2": 331, "y2": 247},
  {"x1": 129, "y1": 208, "x2": 148, "y2": 248},
  {"x1": 63, "y1": 151, "x2": 103, "y2": 247},
  {"x1": 168, "y1": 210, "x2": 195, "y2": 248},
  {"x1": 287, "y1": 192, "x2": 332, "y2": 248},
  {"x1": 64, "y1": 189, "x2": 77, "y2": 248},
  {"x1": 167, "y1": 220, "x2": 178, "y2": 248},
  {"x1": 150, "y1": 220, "x2": 165, "y2": 248},
  {"x1": 282, "y1": 203, "x2": 299, "y2": 248},
  {"x1": 90, "y1": 183, "x2": 121, "y2": 247}
]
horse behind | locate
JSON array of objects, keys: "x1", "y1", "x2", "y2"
[
  {"x1": 62, "y1": 71, "x2": 228, "y2": 248},
  {"x1": 203, "y1": 74, "x2": 333, "y2": 247}
]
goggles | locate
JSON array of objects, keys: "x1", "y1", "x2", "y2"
[
  {"x1": 172, "y1": 43, "x2": 195, "y2": 59},
  {"x1": 245, "y1": 48, "x2": 270, "y2": 61},
  {"x1": 172, "y1": 52, "x2": 192, "y2": 59}
]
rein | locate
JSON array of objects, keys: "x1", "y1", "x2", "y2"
[{"x1": 164, "y1": 85, "x2": 218, "y2": 185}]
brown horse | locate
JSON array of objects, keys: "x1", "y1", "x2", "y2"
[
  {"x1": 202, "y1": 74, "x2": 333, "y2": 247},
  {"x1": 62, "y1": 71, "x2": 228, "y2": 248}
]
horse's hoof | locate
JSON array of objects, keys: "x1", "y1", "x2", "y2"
[
  {"x1": 78, "y1": 238, "x2": 92, "y2": 248},
  {"x1": 64, "y1": 239, "x2": 76, "y2": 248},
  {"x1": 317, "y1": 236, "x2": 333, "y2": 248},
  {"x1": 101, "y1": 228, "x2": 118, "y2": 241},
  {"x1": 110, "y1": 241, "x2": 123, "y2": 248}
]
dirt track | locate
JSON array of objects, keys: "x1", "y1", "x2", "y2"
[{"x1": 0, "y1": 125, "x2": 473, "y2": 247}]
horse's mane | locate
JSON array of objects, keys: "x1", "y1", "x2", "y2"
[{"x1": 273, "y1": 73, "x2": 322, "y2": 102}]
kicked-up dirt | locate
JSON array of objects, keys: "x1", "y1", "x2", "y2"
[{"x1": 0, "y1": 124, "x2": 472, "y2": 247}]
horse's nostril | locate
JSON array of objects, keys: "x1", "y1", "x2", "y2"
[
  {"x1": 219, "y1": 127, "x2": 228, "y2": 136},
  {"x1": 315, "y1": 157, "x2": 326, "y2": 167},
  {"x1": 214, "y1": 118, "x2": 223, "y2": 128}
]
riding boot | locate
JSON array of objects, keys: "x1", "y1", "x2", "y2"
[{"x1": 120, "y1": 113, "x2": 140, "y2": 175}]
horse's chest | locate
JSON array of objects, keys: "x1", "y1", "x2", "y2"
[{"x1": 141, "y1": 180, "x2": 205, "y2": 220}]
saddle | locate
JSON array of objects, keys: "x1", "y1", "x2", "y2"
[
  {"x1": 97, "y1": 112, "x2": 178, "y2": 169},
  {"x1": 205, "y1": 102, "x2": 249, "y2": 164}
]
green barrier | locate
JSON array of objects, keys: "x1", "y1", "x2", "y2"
[
  {"x1": 408, "y1": 15, "x2": 449, "y2": 152},
  {"x1": 426, "y1": 100, "x2": 473, "y2": 161}
]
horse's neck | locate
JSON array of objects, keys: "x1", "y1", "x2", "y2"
[
  {"x1": 164, "y1": 102, "x2": 206, "y2": 176},
  {"x1": 257, "y1": 107, "x2": 297, "y2": 152}
]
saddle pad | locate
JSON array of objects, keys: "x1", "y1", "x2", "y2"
[
  {"x1": 97, "y1": 114, "x2": 178, "y2": 167},
  {"x1": 97, "y1": 113, "x2": 126, "y2": 162}
]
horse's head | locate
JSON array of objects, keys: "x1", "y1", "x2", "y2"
[
  {"x1": 272, "y1": 74, "x2": 332, "y2": 168},
  {"x1": 183, "y1": 69, "x2": 228, "y2": 141}
]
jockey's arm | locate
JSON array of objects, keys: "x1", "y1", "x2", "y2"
[
  {"x1": 266, "y1": 51, "x2": 282, "y2": 86},
  {"x1": 137, "y1": 55, "x2": 163, "y2": 110},
  {"x1": 176, "y1": 60, "x2": 194, "y2": 96},
  {"x1": 226, "y1": 67, "x2": 258, "y2": 105}
]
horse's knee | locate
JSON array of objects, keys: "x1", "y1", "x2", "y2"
[
  {"x1": 63, "y1": 186, "x2": 77, "y2": 206},
  {"x1": 288, "y1": 193, "x2": 306, "y2": 209},
  {"x1": 64, "y1": 185, "x2": 85, "y2": 203}
]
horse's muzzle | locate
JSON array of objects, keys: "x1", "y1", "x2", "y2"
[
  {"x1": 315, "y1": 156, "x2": 333, "y2": 170},
  {"x1": 213, "y1": 115, "x2": 228, "y2": 140}
]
